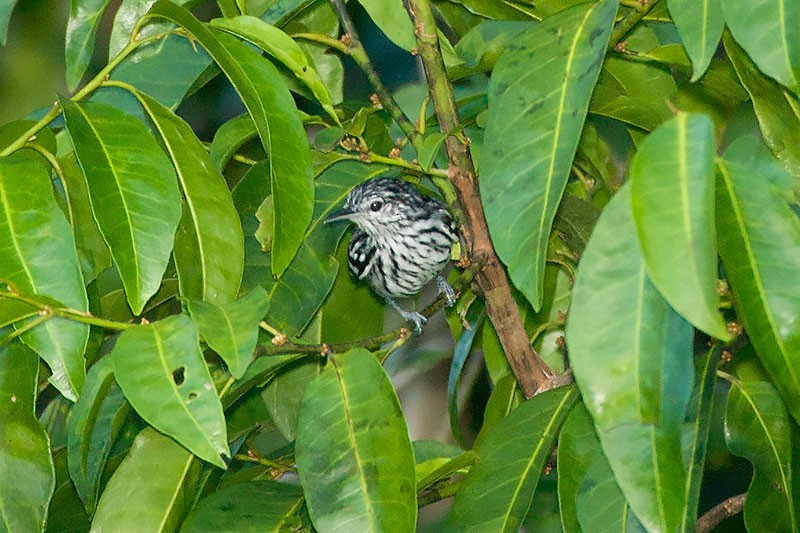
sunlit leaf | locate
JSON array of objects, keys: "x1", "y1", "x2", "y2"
[
  {"x1": 667, "y1": 0, "x2": 724, "y2": 81},
  {"x1": 355, "y1": 0, "x2": 416, "y2": 51},
  {"x1": 481, "y1": 0, "x2": 615, "y2": 310}
]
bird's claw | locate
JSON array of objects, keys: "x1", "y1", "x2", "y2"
[
  {"x1": 405, "y1": 311, "x2": 427, "y2": 336},
  {"x1": 436, "y1": 275, "x2": 457, "y2": 308}
]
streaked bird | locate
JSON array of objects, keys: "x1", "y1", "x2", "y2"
[{"x1": 325, "y1": 177, "x2": 458, "y2": 333}]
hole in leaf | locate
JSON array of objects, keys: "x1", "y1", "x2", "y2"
[
  {"x1": 172, "y1": 366, "x2": 186, "y2": 386},
  {"x1": 187, "y1": 392, "x2": 198, "y2": 401}
]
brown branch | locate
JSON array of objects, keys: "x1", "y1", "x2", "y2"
[
  {"x1": 404, "y1": 0, "x2": 553, "y2": 397},
  {"x1": 329, "y1": 0, "x2": 421, "y2": 148},
  {"x1": 696, "y1": 493, "x2": 746, "y2": 532}
]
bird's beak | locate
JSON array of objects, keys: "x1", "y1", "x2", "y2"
[{"x1": 324, "y1": 207, "x2": 356, "y2": 224}]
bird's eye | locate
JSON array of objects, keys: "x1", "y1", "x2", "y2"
[{"x1": 370, "y1": 200, "x2": 383, "y2": 212}]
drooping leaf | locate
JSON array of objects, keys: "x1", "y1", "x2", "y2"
[
  {"x1": 567, "y1": 185, "x2": 695, "y2": 532},
  {"x1": 210, "y1": 15, "x2": 339, "y2": 123},
  {"x1": 111, "y1": 315, "x2": 228, "y2": 468},
  {"x1": 91, "y1": 427, "x2": 199, "y2": 531},
  {"x1": 725, "y1": 33, "x2": 800, "y2": 181},
  {"x1": 296, "y1": 348, "x2": 416, "y2": 532},
  {"x1": 716, "y1": 136, "x2": 800, "y2": 426},
  {"x1": 65, "y1": 0, "x2": 113, "y2": 89},
  {"x1": 480, "y1": 0, "x2": 616, "y2": 310},
  {"x1": 667, "y1": 0, "x2": 724, "y2": 81},
  {"x1": 148, "y1": 1, "x2": 314, "y2": 278},
  {"x1": 721, "y1": 0, "x2": 800, "y2": 92},
  {"x1": 0, "y1": 155, "x2": 88, "y2": 400},
  {"x1": 127, "y1": 87, "x2": 245, "y2": 304},
  {"x1": 443, "y1": 385, "x2": 578, "y2": 532},
  {"x1": 181, "y1": 480, "x2": 304, "y2": 532},
  {"x1": 0, "y1": 342, "x2": 54, "y2": 533},
  {"x1": 355, "y1": 0, "x2": 416, "y2": 51},
  {"x1": 630, "y1": 113, "x2": 729, "y2": 340},
  {"x1": 186, "y1": 287, "x2": 270, "y2": 379},
  {"x1": 725, "y1": 379, "x2": 799, "y2": 532},
  {"x1": 67, "y1": 357, "x2": 130, "y2": 513},
  {"x1": 60, "y1": 98, "x2": 182, "y2": 316}
]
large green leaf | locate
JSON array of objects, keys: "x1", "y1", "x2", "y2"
[
  {"x1": 725, "y1": 380, "x2": 799, "y2": 532},
  {"x1": 180, "y1": 481, "x2": 304, "y2": 532},
  {"x1": 60, "y1": 98, "x2": 182, "y2": 316},
  {"x1": 0, "y1": 343, "x2": 54, "y2": 533},
  {"x1": 148, "y1": 1, "x2": 314, "y2": 278},
  {"x1": 186, "y1": 287, "x2": 270, "y2": 379},
  {"x1": 91, "y1": 427, "x2": 198, "y2": 531},
  {"x1": 480, "y1": 0, "x2": 615, "y2": 310},
  {"x1": 355, "y1": 0, "x2": 416, "y2": 51},
  {"x1": 67, "y1": 357, "x2": 130, "y2": 513},
  {"x1": 65, "y1": 0, "x2": 113, "y2": 89},
  {"x1": 128, "y1": 88, "x2": 245, "y2": 305},
  {"x1": 567, "y1": 185, "x2": 695, "y2": 532},
  {"x1": 0, "y1": 155, "x2": 88, "y2": 400},
  {"x1": 295, "y1": 349, "x2": 416, "y2": 532},
  {"x1": 111, "y1": 315, "x2": 228, "y2": 468},
  {"x1": 720, "y1": 0, "x2": 800, "y2": 92},
  {"x1": 716, "y1": 136, "x2": 800, "y2": 426},
  {"x1": 667, "y1": 0, "x2": 724, "y2": 81},
  {"x1": 725, "y1": 33, "x2": 800, "y2": 180},
  {"x1": 630, "y1": 113, "x2": 729, "y2": 340},
  {"x1": 210, "y1": 15, "x2": 339, "y2": 123},
  {"x1": 443, "y1": 385, "x2": 578, "y2": 532}
]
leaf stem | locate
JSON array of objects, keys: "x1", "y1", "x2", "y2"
[
  {"x1": 417, "y1": 476, "x2": 465, "y2": 507},
  {"x1": 609, "y1": 0, "x2": 659, "y2": 50},
  {"x1": 291, "y1": 32, "x2": 351, "y2": 55},
  {"x1": 0, "y1": 288, "x2": 135, "y2": 331},
  {"x1": 329, "y1": 0, "x2": 421, "y2": 148}
]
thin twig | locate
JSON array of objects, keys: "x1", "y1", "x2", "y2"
[
  {"x1": 404, "y1": 0, "x2": 553, "y2": 397},
  {"x1": 609, "y1": 0, "x2": 659, "y2": 50},
  {"x1": 0, "y1": 288, "x2": 135, "y2": 331},
  {"x1": 696, "y1": 493, "x2": 746, "y2": 532},
  {"x1": 329, "y1": 0, "x2": 421, "y2": 148}
]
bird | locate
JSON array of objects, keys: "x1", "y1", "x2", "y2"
[{"x1": 325, "y1": 177, "x2": 459, "y2": 334}]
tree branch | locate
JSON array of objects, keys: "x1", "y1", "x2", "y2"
[
  {"x1": 696, "y1": 493, "x2": 746, "y2": 532},
  {"x1": 329, "y1": 0, "x2": 421, "y2": 148},
  {"x1": 404, "y1": 0, "x2": 553, "y2": 397}
]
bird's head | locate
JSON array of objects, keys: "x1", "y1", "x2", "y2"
[{"x1": 325, "y1": 178, "x2": 422, "y2": 236}]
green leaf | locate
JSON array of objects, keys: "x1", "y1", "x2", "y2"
[
  {"x1": 0, "y1": 155, "x2": 88, "y2": 400},
  {"x1": 716, "y1": 136, "x2": 800, "y2": 426},
  {"x1": 180, "y1": 480, "x2": 304, "y2": 532},
  {"x1": 111, "y1": 314, "x2": 228, "y2": 468},
  {"x1": 60, "y1": 154, "x2": 112, "y2": 283},
  {"x1": 211, "y1": 114, "x2": 258, "y2": 174},
  {"x1": 148, "y1": 1, "x2": 314, "y2": 278},
  {"x1": 91, "y1": 427, "x2": 198, "y2": 531},
  {"x1": 567, "y1": 184, "x2": 694, "y2": 532},
  {"x1": 448, "y1": 301, "x2": 485, "y2": 447},
  {"x1": 418, "y1": 132, "x2": 448, "y2": 171},
  {"x1": 60, "y1": 98, "x2": 182, "y2": 316},
  {"x1": 67, "y1": 357, "x2": 130, "y2": 513},
  {"x1": 210, "y1": 15, "x2": 340, "y2": 124},
  {"x1": 630, "y1": 113, "x2": 729, "y2": 340},
  {"x1": 590, "y1": 26, "x2": 677, "y2": 131},
  {"x1": 576, "y1": 450, "x2": 647, "y2": 532},
  {"x1": 0, "y1": 0, "x2": 18, "y2": 45},
  {"x1": 186, "y1": 287, "x2": 270, "y2": 379},
  {"x1": 474, "y1": 374, "x2": 520, "y2": 449},
  {"x1": 0, "y1": 343, "x2": 54, "y2": 533},
  {"x1": 443, "y1": 385, "x2": 578, "y2": 532},
  {"x1": 667, "y1": 0, "x2": 724, "y2": 81},
  {"x1": 127, "y1": 87, "x2": 245, "y2": 305},
  {"x1": 47, "y1": 449, "x2": 91, "y2": 533},
  {"x1": 725, "y1": 33, "x2": 800, "y2": 181},
  {"x1": 480, "y1": 0, "x2": 615, "y2": 310},
  {"x1": 355, "y1": 0, "x2": 416, "y2": 51},
  {"x1": 725, "y1": 380, "x2": 799, "y2": 532},
  {"x1": 65, "y1": 0, "x2": 113, "y2": 89},
  {"x1": 449, "y1": 20, "x2": 531, "y2": 80},
  {"x1": 296, "y1": 348, "x2": 416, "y2": 532},
  {"x1": 721, "y1": 0, "x2": 800, "y2": 92},
  {"x1": 261, "y1": 358, "x2": 322, "y2": 441}
]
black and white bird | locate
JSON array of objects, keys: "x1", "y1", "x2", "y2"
[{"x1": 325, "y1": 177, "x2": 458, "y2": 334}]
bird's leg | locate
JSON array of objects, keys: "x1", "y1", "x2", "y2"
[
  {"x1": 386, "y1": 297, "x2": 426, "y2": 335},
  {"x1": 436, "y1": 275, "x2": 457, "y2": 307}
]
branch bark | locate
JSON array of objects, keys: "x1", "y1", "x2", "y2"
[
  {"x1": 695, "y1": 493, "x2": 746, "y2": 532},
  {"x1": 404, "y1": 0, "x2": 553, "y2": 397}
]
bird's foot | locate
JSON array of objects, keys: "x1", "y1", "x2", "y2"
[
  {"x1": 387, "y1": 298, "x2": 427, "y2": 335},
  {"x1": 436, "y1": 275, "x2": 457, "y2": 307}
]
